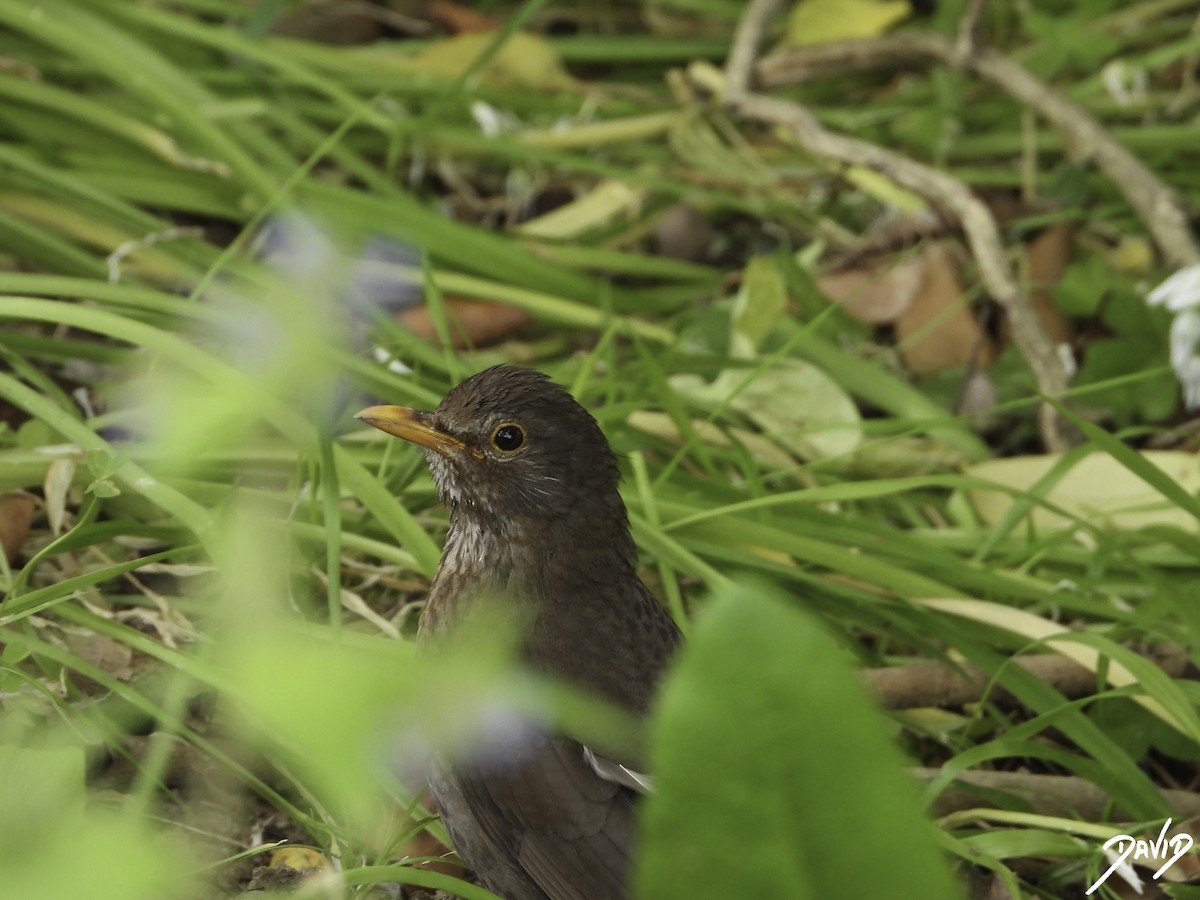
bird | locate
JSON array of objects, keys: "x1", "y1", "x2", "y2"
[{"x1": 356, "y1": 365, "x2": 682, "y2": 900}]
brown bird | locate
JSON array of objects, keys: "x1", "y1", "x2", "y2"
[{"x1": 357, "y1": 365, "x2": 681, "y2": 900}]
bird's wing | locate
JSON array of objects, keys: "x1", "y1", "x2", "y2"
[
  {"x1": 437, "y1": 731, "x2": 638, "y2": 900},
  {"x1": 582, "y1": 745, "x2": 654, "y2": 794}
]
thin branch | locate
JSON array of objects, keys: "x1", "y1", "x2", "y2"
[
  {"x1": 707, "y1": 81, "x2": 1073, "y2": 448},
  {"x1": 715, "y1": 5, "x2": 1074, "y2": 449},
  {"x1": 724, "y1": 0, "x2": 784, "y2": 99},
  {"x1": 918, "y1": 768, "x2": 1200, "y2": 820},
  {"x1": 863, "y1": 644, "x2": 1190, "y2": 710},
  {"x1": 955, "y1": 0, "x2": 988, "y2": 56},
  {"x1": 758, "y1": 31, "x2": 1200, "y2": 269}
]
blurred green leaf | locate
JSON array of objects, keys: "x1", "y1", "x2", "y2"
[
  {"x1": 1052, "y1": 256, "x2": 1111, "y2": 318},
  {"x1": 1075, "y1": 337, "x2": 1176, "y2": 424},
  {"x1": 638, "y1": 583, "x2": 962, "y2": 900},
  {"x1": 731, "y1": 255, "x2": 788, "y2": 355},
  {"x1": 0, "y1": 741, "x2": 188, "y2": 900}
]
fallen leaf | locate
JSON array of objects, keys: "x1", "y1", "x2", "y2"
[
  {"x1": 44, "y1": 456, "x2": 76, "y2": 536},
  {"x1": 786, "y1": 0, "x2": 911, "y2": 45},
  {"x1": 626, "y1": 410, "x2": 796, "y2": 469},
  {"x1": 269, "y1": 847, "x2": 329, "y2": 871},
  {"x1": 406, "y1": 31, "x2": 576, "y2": 91},
  {"x1": 1024, "y1": 223, "x2": 1074, "y2": 344},
  {"x1": 431, "y1": 0, "x2": 501, "y2": 34},
  {"x1": 669, "y1": 254, "x2": 861, "y2": 461},
  {"x1": 966, "y1": 450, "x2": 1200, "y2": 533},
  {"x1": 270, "y1": 5, "x2": 384, "y2": 45},
  {"x1": 1160, "y1": 815, "x2": 1200, "y2": 883},
  {"x1": 819, "y1": 256, "x2": 924, "y2": 324},
  {"x1": 895, "y1": 242, "x2": 996, "y2": 373},
  {"x1": 0, "y1": 493, "x2": 36, "y2": 562},
  {"x1": 64, "y1": 631, "x2": 135, "y2": 685},
  {"x1": 398, "y1": 297, "x2": 532, "y2": 349},
  {"x1": 671, "y1": 360, "x2": 862, "y2": 461},
  {"x1": 517, "y1": 180, "x2": 644, "y2": 239}
]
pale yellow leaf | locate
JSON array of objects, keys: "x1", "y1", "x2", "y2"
[
  {"x1": 843, "y1": 166, "x2": 927, "y2": 213},
  {"x1": 43, "y1": 457, "x2": 75, "y2": 536},
  {"x1": 406, "y1": 31, "x2": 575, "y2": 90},
  {"x1": 786, "y1": 0, "x2": 912, "y2": 46},
  {"x1": 517, "y1": 180, "x2": 643, "y2": 239},
  {"x1": 966, "y1": 451, "x2": 1200, "y2": 533},
  {"x1": 671, "y1": 360, "x2": 862, "y2": 461},
  {"x1": 625, "y1": 410, "x2": 795, "y2": 469}
]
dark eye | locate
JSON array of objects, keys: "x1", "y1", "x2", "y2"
[{"x1": 491, "y1": 423, "x2": 525, "y2": 452}]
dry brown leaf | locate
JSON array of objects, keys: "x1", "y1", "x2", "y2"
[
  {"x1": 64, "y1": 631, "x2": 135, "y2": 684},
  {"x1": 0, "y1": 492, "x2": 35, "y2": 562},
  {"x1": 895, "y1": 242, "x2": 996, "y2": 373},
  {"x1": 818, "y1": 256, "x2": 924, "y2": 324},
  {"x1": 270, "y1": 6, "x2": 384, "y2": 45},
  {"x1": 431, "y1": 0, "x2": 502, "y2": 34},
  {"x1": 398, "y1": 298, "x2": 532, "y2": 349},
  {"x1": 1024, "y1": 223, "x2": 1074, "y2": 344}
]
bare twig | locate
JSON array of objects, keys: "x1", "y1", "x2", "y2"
[
  {"x1": 917, "y1": 768, "x2": 1200, "y2": 819},
  {"x1": 715, "y1": 3, "x2": 1074, "y2": 449},
  {"x1": 720, "y1": 85, "x2": 1073, "y2": 448},
  {"x1": 955, "y1": 0, "x2": 988, "y2": 57},
  {"x1": 724, "y1": 0, "x2": 784, "y2": 98},
  {"x1": 758, "y1": 31, "x2": 1200, "y2": 269},
  {"x1": 863, "y1": 644, "x2": 1190, "y2": 710}
]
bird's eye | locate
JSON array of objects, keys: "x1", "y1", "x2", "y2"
[{"x1": 491, "y1": 422, "x2": 526, "y2": 453}]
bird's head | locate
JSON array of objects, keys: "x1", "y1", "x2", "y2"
[{"x1": 357, "y1": 366, "x2": 625, "y2": 535}]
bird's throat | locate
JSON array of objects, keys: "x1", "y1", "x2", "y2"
[{"x1": 420, "y1": 505, "x2": 636, "y2": 642}]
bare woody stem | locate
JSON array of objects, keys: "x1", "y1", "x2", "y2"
[{"x1": 712, "y1": 0, "x2": 1195, "y2": 450}]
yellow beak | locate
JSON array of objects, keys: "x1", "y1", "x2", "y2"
[{"x1": 355, "y1": 405, "x2": 477, "y2": 458}]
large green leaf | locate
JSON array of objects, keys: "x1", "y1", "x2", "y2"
[
  {"x1": 638, "y1": 584, "x2": 961, "y2": 899},
  {"x1": 0, "y1": 742, "x2": 186, "y2": 899}
]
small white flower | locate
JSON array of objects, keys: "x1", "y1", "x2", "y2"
[
  {"x1": 1101, "y1": 60, "x2": 1147, "y2": 108},
  {"x1": 1147, "y1": 263, "x2": 1200, "y2": 312},
  {"x1": 1147, "y1": 264, "x2": 1200, "y2": 408},
  {"x1": 1057, "y1": 343, "x2": 1077, "y2": 379},
  {"x1": 471, "y1": 101, "x2": 506, "y2": 137},
  {"x1": 372, "y1": 346, "x2": 412, "y2": 375}
]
